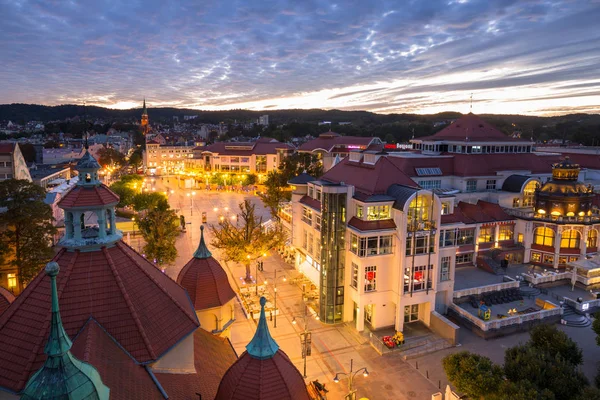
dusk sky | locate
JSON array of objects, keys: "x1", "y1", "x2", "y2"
[{"x1": 2, "y1": 0, "x2": 600, "y2": 115}]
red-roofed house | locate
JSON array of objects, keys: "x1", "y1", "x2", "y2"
[{"x1": 298, "y1": 132, "x2": 383, "y2": 171}]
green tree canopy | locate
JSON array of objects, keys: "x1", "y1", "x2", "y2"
[
  {"x1": 528, "y1": 323, "x2": 583, "y2": 366},
  {"x1": 109, "y1": 175, "x2": 143, "y2": 208},
  {"x1": 97, "y1": 147, "x2": 125, "y2": 168},
  {"x1": 136, "y1": 203, "x2": 179, "y2": 267},
  {"x1": 209, "y1": 199, "x2": 285, "y2": 281},
  {"x1": 442, "y1": 351, "x2": 504, "y2": 400},
  {"x1": 0, "y1": 179, "x2": 57, "y2": 290},
  {"x1": 132, "y1": 192, "x2": 168, "y2": 212}
]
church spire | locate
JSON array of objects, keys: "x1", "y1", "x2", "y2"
[
  {"x1": 21, "y1": 262, "x2": 110, "y2": 400},
  {"x1": 143, "y1": 98, "x2": 147, "y2": 115},
  {"x1": 246, "y1": 297, "x2": 279, "y2": 360},
  {"x1": 193, "y1": 225, "x2": 212, "y2": 259}
]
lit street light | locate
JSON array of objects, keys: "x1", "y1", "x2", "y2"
[
  {"x1": 264, "y1": 269, "x2": 286, "y2": 328},
  {"x1": 333, "y1": 359, "x2": 369, "y2": 400},
  {"x1": 186, "y1": 191, "x2": 196, "y2": 215}
]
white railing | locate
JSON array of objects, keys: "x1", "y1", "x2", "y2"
[
  {"x1": 449, "y1": 302, "x2": 562, "y2": 331},
  {"x1": 563, "y1": 297, "x2": 600, "y2": 312},
  {"x1": 522, "y1": 272, "x2": 571, "y2": 285},
  {"x1": 453, "y1": 280, "x2": 519, "y2": 299}
]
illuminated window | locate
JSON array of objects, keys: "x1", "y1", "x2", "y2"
[
  {"x1": 7, "y1": 273, "x2": 16, "y2": 288},
  {"x1": 404, "y1": 264, "x2": 433, "y2": 292},
  {"x1": 457, "y1": 229, "x2": 475, "y2": 245},
  {"x1": 499, "y1": 225, "x2": 514, "y2": 241},
  {"x1": 523, "y1": 180, "x2": 540, "y2": 207},
  {"x1": 560, "y1": 230, "x2": 580, "y2": 249},
  {"x1": 587, "y1": 230, "x2": 598, "y2": 248},
  {"x1": 364, "y1": 266, "x2": 377, "y2": 292},
  {"x1": 366, "y1": 205, "x2": 390, "y2": 220},
  {"x1": 534, "y1": 227, "x2": 555, "y2": 247},
  {"x1": 478, "y1": 226, "x2": 493, "y2": 243},
  {"x1": 315, "y1": 215, "x2": 321, "y2": 231},
  {"x1": 301, "y1": 207, "x2": 312, "y2": 225},
  {"x1": 408, "y1": 195, "x2": 431, "y2": 225},
  {"x1": 441, "y1": 202, "x2": 450, "y2": 215},
  {"x1": 543, "y1": 254, "x2": 554, "y2": 264},
  {"x1": 517, "y1": 233, "x2": 524, "y2": 244},
  {"x1": 530, "y1": 252, "x2": 541, "y2": 262},
  {"x1": 350, "y1": 263, "x2": 358, "y2": 289},
  {"x1": 356, "y1": 205, "x2": 364, "y2": 218}
]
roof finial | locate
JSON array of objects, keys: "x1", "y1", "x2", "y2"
[
  {"x1": 193, "y1": 225, "x2": 212, "y2": 259},
  {"x1": 84, "y1": 131, "x2": 89, "y2": 150},
  {"x1": 246, "y1": 297, "x2": 279, "y2": 359},
  {"x1": 21, "y1": 262, "x2": 110, "y2": 399}
]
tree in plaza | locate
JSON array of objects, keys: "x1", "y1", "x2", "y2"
[
  {"x1": 136, "y1": 201, "x2": 179, "y2": 267},
  {"x1": 0, "y1": 179, "x2": 57, "y2": 290},
  {"x1": 209, "y1": 199, "x2": 285, "y2": 281},
  {"x1": 128, "y1": 148, "x2": 143, "y2": 170},
  {"x1": 258, "y1": 153, "x2": 323, "y2": 219},
  {"x1": 110, "y1": 174, "x2": 143, "y2": 208},
  {"x1": 528, "y1": 323, "x2": 582, "y2": 366},
  {"x1": 97, "y1": 146, "x2": 125, "y2": 168},
  {"x1": 132, "y1": 192, "x2": 168, "y2": 212},
  {"x1": 592, "y1": 312, "x2": 600, "y2": 346},
  {"x1": 442, "y1": 351, "x2": 504, "y2": 399}
]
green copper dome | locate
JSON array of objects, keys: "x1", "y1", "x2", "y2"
[
  {"x1": 245, "y1": 297, "x2": 279, "y2": 360},
  {"x1": 21, "y1": 262, "x2": 110, "y2": 400},
  {"x1": 193, "y1": 225, "x2": 212, "y2": 259}
]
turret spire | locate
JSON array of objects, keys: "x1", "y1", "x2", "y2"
[
  {"x1": 21, "y1": 262, "x2": 110, "y2": 400},
  {"x1": 193, "y1": 225, "x2": 212, "y2": 259},
  {"x1": 143, "y1": 98, "x2": 147, "y2": 115},
  {"x1": 246, "y1": 297, "x2": 279, "y2": 360}
]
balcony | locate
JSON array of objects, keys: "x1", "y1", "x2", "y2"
[
  {"x1": 407, "y1": 220, "x2": 436, "y2": 232},
  {"x1": 504, "y1": 207, "x2": 600, "y2": 225}
]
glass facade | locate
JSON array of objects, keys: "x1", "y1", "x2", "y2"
[{"x1": 319, "y1": 191, "x2": 347, "y2": 324}]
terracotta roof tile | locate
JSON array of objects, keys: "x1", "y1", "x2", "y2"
[
  {"x1": 216, "y1": 350, "x2": 310, "y2": 400},
  {"x1": 299, "y1": 195, "x2": 321, "y2": 211},
  {"x1": 0, "y1": 287, "x2": 15, "y2": 316},
  {"x1": 347, "y1": 217, "x2": 396, "y2": 232},
  {"x1": 322, "y1": 157, "x2": 417, "y2": 195},
  {"x1": 0, "y1": 143, "x2": 15, "y2": 154},
  {"x1": 177, "y1": 256, "x2": 236, "y2": 311},
  {"x1": 417, "y1": 113, "x2": 529, "y2": 142},
  {"x1": 57, "y1": 184, "x2": 120, "y2": 208},
  {"x1": 441, "y1": 200, "x2": 514, "y2": 225},
  {"x1": 0, "y1": 241, "x2": 199, "y2": 393}
]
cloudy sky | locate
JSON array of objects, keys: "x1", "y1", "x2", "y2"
[{"x1": 1, "y1": 0, "x2": 600, "y2": 115}]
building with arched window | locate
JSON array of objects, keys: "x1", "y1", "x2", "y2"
[{"x1": 288, "y1": 113, "x2": 600, "y2": 335}]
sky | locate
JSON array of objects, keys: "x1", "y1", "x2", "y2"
[{"x1": 1, "y1": 0, "x2": 600, "y2": 116}]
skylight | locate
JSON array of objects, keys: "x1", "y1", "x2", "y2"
[{"x1": 415, "y1": 167, "x2": 442, "y2": 176}]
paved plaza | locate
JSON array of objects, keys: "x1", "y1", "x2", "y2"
[
  {"x1": 150, "y1": 178, "x2": 440, "y2": 400},
  {"x1": 141, "y1": 179, "x2": 600, "y2": 399}
]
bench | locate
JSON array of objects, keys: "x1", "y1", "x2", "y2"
[{"x1": 307, "y1": 382, "x2": 327, "y2": 400}]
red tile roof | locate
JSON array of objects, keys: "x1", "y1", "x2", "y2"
[
  {"x1": 0, "y1": 143, "x2": 15, "y2": 154},
  {"x1": 177, "y1": 256, "x2": 236, "y2": 311},
  {"x1": 69, "y1": 317, "x2": 238, "y2": 400},
  {"x1": 451, "y1": 153, "x2": 560, "y2": 176},
  {"x1": 299, "y1": 195, "x2": 321, "y2": 211},
  {"x1": 57, "y1": 184, "x2": 120, "y2": 208},
  {"x1": 216, "y1": 350, "x2": 310, "y2": 400},
  {"x1": 298, "y1": 133, "x2": 377, "y2": 153},
  {"x1": 322, "y1": 157, "x2": 417, "y2": 195},
  {"x1": 0, "y1": 287, "x2": 15, "y2": 316},
  {"x1": 441, "y1": 200, "x2": 515, "y2": 225},
  {"x1": 158, "y1": 328, "x2": 238, "y2": 400},
  {"x1": 70, "y1": 320, "x2": 165, "y2": 400},
  {"x1": 417, "y1": 113, "x2": 528, "y2": 142},
  {"x1": 347, "y1": 217, "x2": 396, "y2": 232},
  {"x1": 0, "y1": 241, "x2": 199, "y2": 393}
]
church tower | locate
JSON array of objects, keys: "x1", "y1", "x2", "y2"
[{"x1": 141, "y1": 98, "x2": 149, "y2": 135}]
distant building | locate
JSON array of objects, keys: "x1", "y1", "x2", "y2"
[
  {"x1": 191, "y1": 137, "x2": 294, "y2": 179},
  {"x1": 257, "y1": 114, "x2": 269, "y2": 126},
  {"x1": 144, "y1": 139, "x2": 196, "y2": 175},
  {"x1": 29, "y1": 163, "x2": 72, "y2": 190},
  {"x1": 298, "y1": 131, "x2": 384, "y2": 172},
  {"x1": 140, "y1": 98, "x2": 149, "y2": 135},
  {"x1": 0, "y1": 142, "x2": 32, "y2": 181}
]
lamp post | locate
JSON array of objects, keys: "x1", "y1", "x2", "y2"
[
  {"x1": 292, "y1": 301, "x2": 319, "y2": 378},
  {"x1": 255, "y1": 253, "x2": 266, "y2": 296},
  {"x1": 187, "y1": 191, "x2": 196, "y2": 215},
  {"x1": 333, "y1": 359, "x2": 369, "y2": 400},
  {"x1": 264, "y1": 269, "x2": 286, "y2": 328}
]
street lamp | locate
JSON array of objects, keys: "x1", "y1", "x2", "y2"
[
  {"x1": 187, "y1": 191, "x2": 196, "y2": 215},
  {"x1": 292, "y1": 301, "x2": 318, "y2": 378},
  {"x1": 333, "y1": 359, "x2": 369, "y2": 400},
  {"x1": 264, "y1": 269, "x2": 286, "y2": 328}
]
